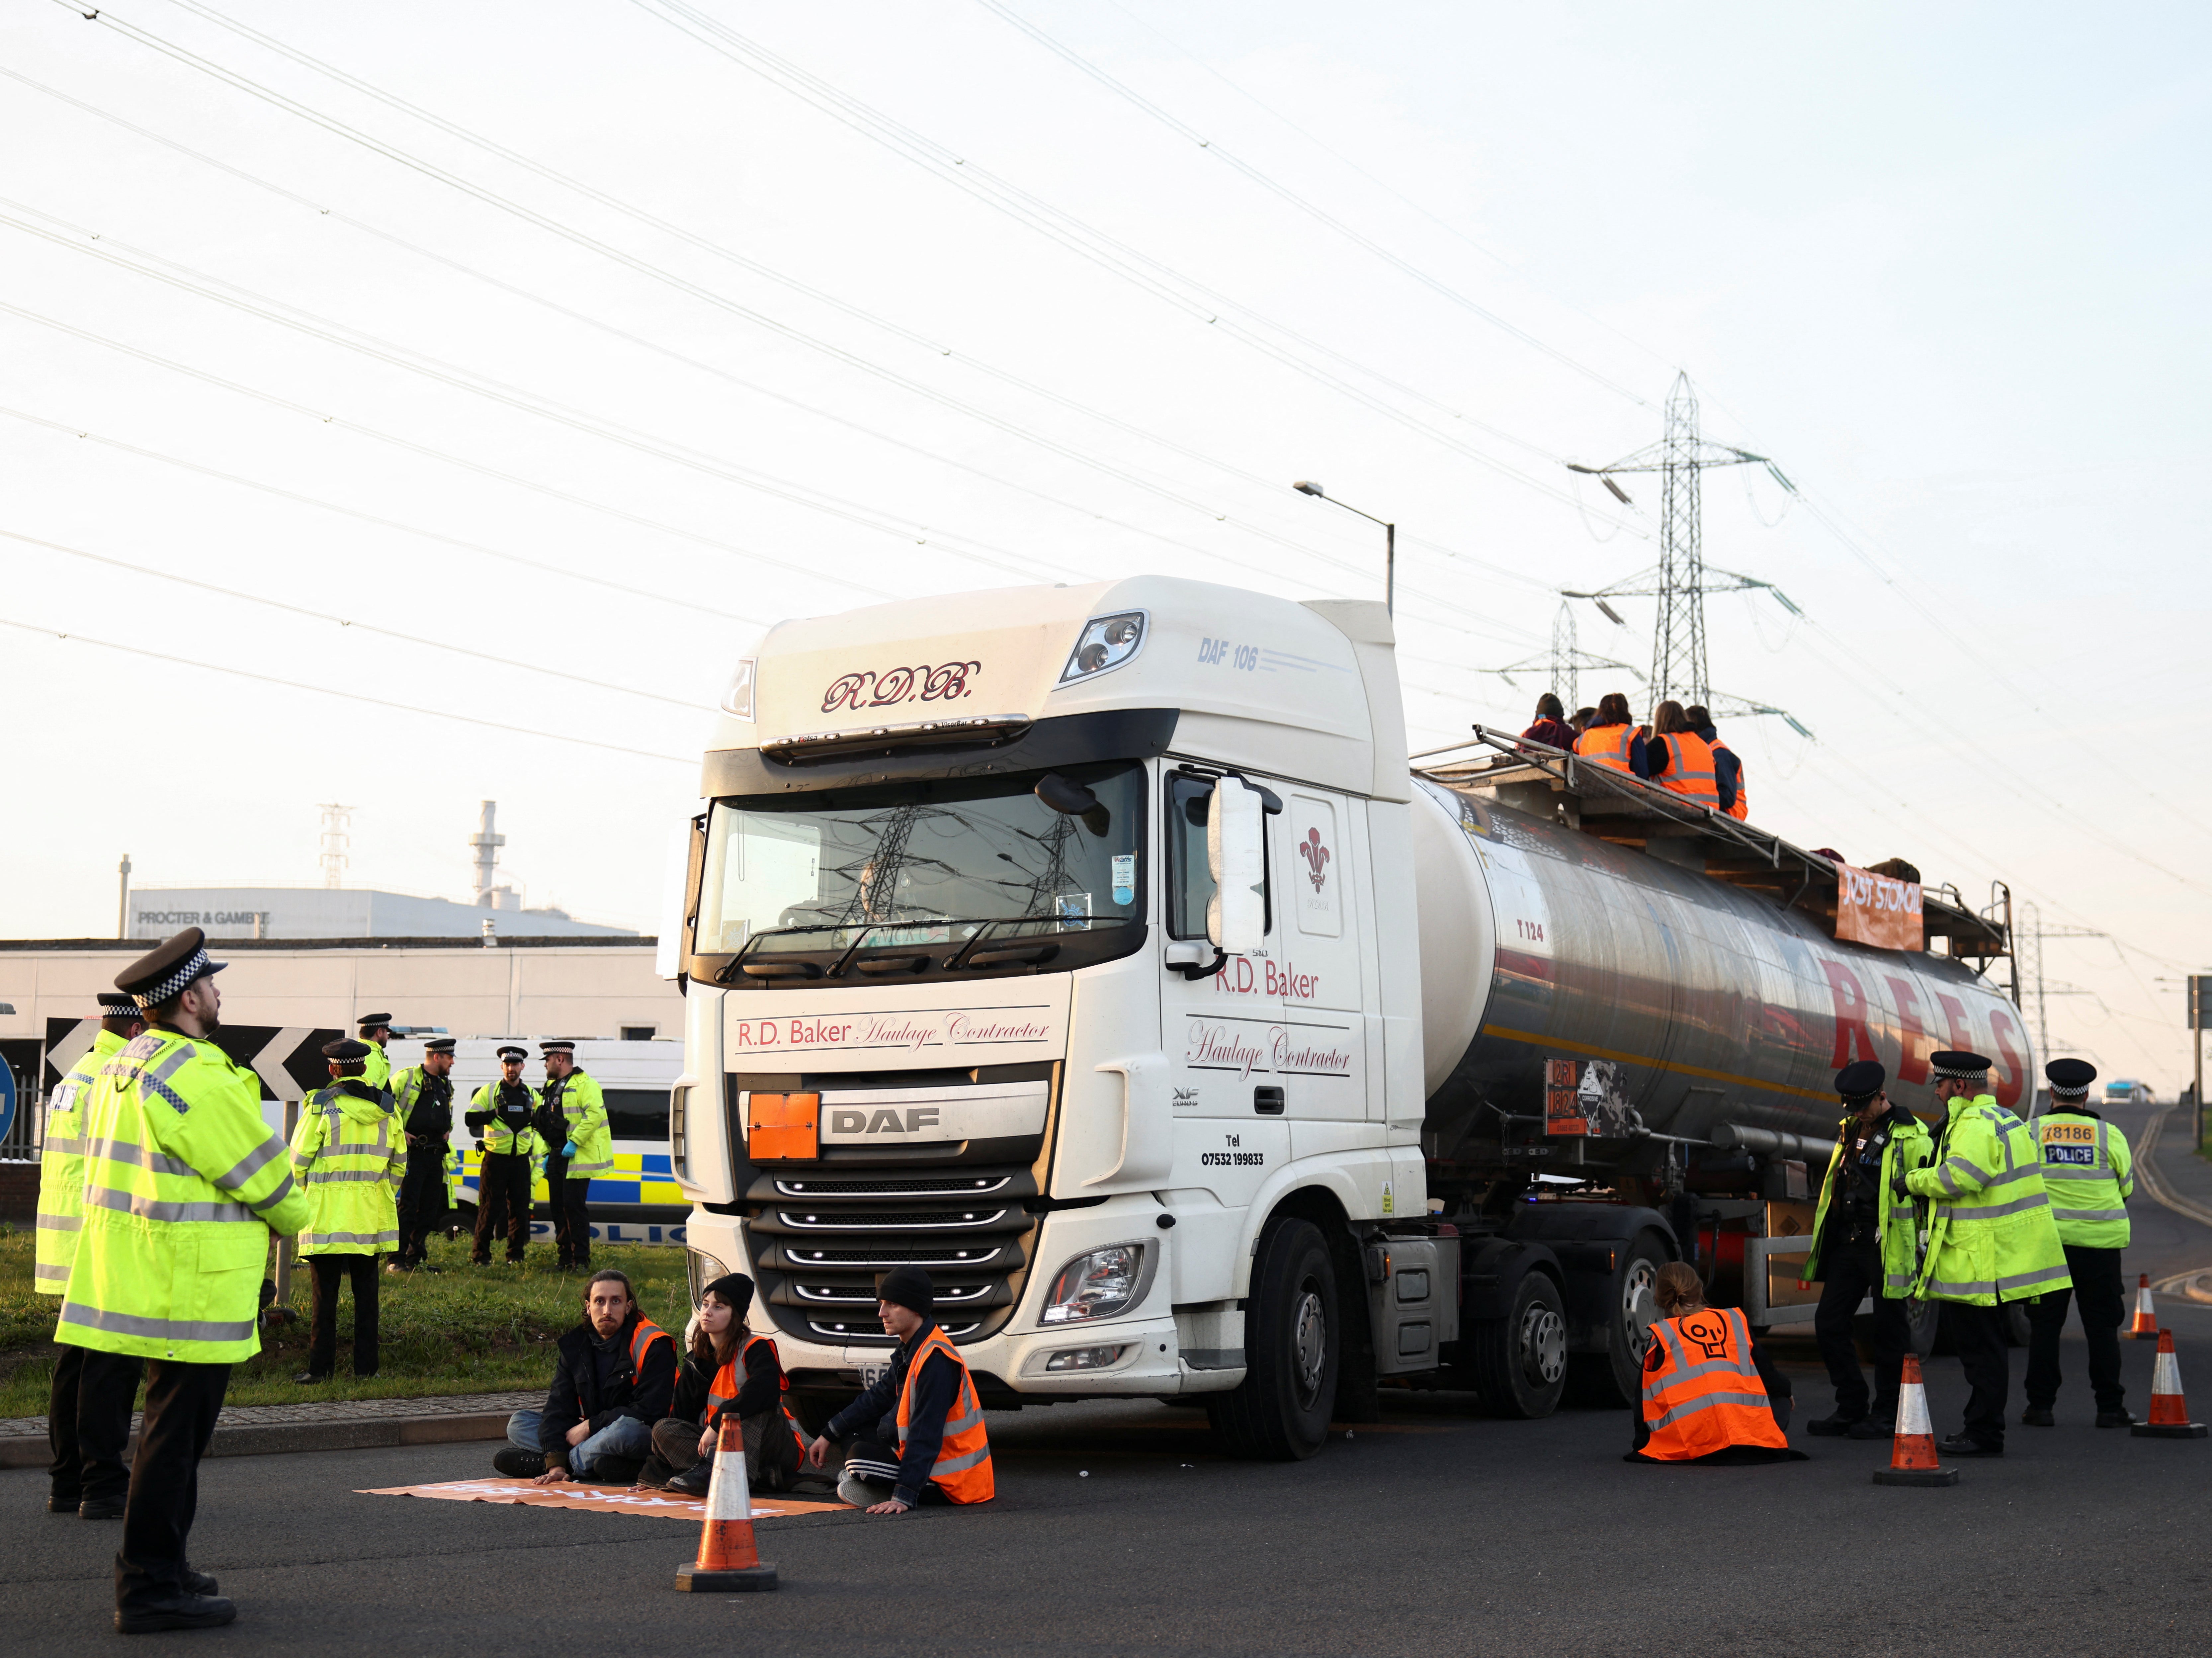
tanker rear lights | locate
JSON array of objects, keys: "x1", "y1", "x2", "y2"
[
  {"x1": 747, "y1": 1091, "x2": 820, "y2": 1161},
  {"x1": 1058, "y1": 610, "x2": 1147, "y2": 685}
]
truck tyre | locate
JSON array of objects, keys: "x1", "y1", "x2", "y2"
[
  {"x1": 1208, "y1": 1218, "x2": 1338, "y2": 1461},
  {"x1": 1470, "y1": 1269, "x2": 1568, "y2": 1419},
  {"x1": 1567, "y1": 1228, "x2": 1670, "y2": 1407}
]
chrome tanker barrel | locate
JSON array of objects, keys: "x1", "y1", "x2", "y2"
[{"x1": 1407, "y1": 769, "x2": 2033, "y2": 1178}]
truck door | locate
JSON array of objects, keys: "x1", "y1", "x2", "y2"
[{"x1": 1160, "y1": 767, "x2": 1290, "y2": 1298}]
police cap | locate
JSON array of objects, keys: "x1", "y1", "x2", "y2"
[
  {"x1": 1835, "y1": 1059, "x2": 1886, "y2": 1102},
  {"x1": 115, "y1": 927, "x2": 228, "y2": 1009},
  {"x1": 1930, "y1": 1050, "x2": 1993, "y2": 1081},
  {"x1": 357, "y1": 1012, "x2": 394, "y2": 1033},
  {"x1": 422, "y1": 1038, "x2": 457, "y2": 1055},
  {"x1": 322, "y1": 1037, "x2": 371, "y2": 1074},
  {"x1": 495, "y1": 1044, "x2": 528, "y2": 1063},
  {"x1": 538, "y1": 1039, "x2": 577, "y2": 1055},
  {"x1": 2045, "y1": 1057, "x2": 2097, "y2": 1101},
  {"x1": 97, "y1": 993, "x2": 141, "y2": 1023}
]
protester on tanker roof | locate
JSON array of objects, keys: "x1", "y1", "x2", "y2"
[
  {"x1": 1628, "y1": 1262, "x2": 1806, "y2": 1465},
  {"x1": 495, "y1": 1268, "x2": 677, "y2": 1485},
  {"x1": 1683, "y1": 704, "x2": 1747, "y2": 821},
  {"x1": 1571, "y1": 707, "x2": 1596, "y2": 733},
  {"x1": 1646, "y1": 700, "x2": 1725, "y2": 812},
  {"x1": 1573, "y1": 691, "x2": 1653, "y2": 778},
  {"x1": 1520, "y1": 693, "x2": 1577, "y2": 753},
  {"x1": 632, "y1": 1272, "x2": 808, "y2": 1496}
]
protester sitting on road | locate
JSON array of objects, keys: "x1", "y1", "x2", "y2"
[
  {"x1": 803, "y1": 1265, "x2": 994, "y2": 1513},
  {"x1": 1572, "y1": 692, "x2": 1653, "y2": 777},
  {"x1": 1520, "y1": 692, "x2": 1577, "y2": 753},
  {"x1": 1629, "y1": 1263, "x2": 1806, "y2": 1464},
  {"x1": 632, "y1": 1272, "x2": 806, "y2": 1495},
  {"x1": 495, "y1": 1268, "x2": 677, "y2": 1485}
]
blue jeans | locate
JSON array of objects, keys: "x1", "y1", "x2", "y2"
[{"x1": 507, "y1": 1409, "x2": 654, "y2": 1478}]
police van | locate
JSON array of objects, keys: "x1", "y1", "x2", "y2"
[{"x1": 385, "y1": 1036, "x2": 685, "y2": 1246}]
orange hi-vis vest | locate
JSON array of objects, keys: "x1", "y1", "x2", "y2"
[
  {"x1": 709, "y1": 1333, "x2": 807, "y2": 1438},
  {"x1": 1718, "y1": 745, "x2": 1748, "y2": 821},
  {"x1": 896, "y1": 1325, "x2": 994, "y2": 1503},
  {"x1": 629, "y1": 1317, "x2": 674, "y2": 1375},
  {"x1": 1639, "y1": 1306, "x2": 1789, "y2": 1461},
  {"x1": 1657, "y1": 732, "x2": 1720, "y2": 810},
  {"x1": 1574, "y1": 721, "x2": 1635, "y2": 774}
]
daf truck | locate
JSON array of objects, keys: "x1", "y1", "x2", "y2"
[{"x1": 669, "y1": 576, "x2": 2026, "y2": 1458}]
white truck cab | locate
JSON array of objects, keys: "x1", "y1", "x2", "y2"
[{"x1": 672, "y1": 576, "x2": 1428, "y2": 1457}]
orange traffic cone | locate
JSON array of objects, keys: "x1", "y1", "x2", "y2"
[
  {"x1": 674, "y1": 1416, "x2": 778, "y2": 1592},
  {"x1": 2128, "y1": 1274, "x2": 2159, "y2": 1339},
  {"x1": 2130, "y1": 1330, "x2": 2209, "y2": 1440},
  {"x1": 1873, "y1": 1353, "x2": 1961, "y2": 1486}
]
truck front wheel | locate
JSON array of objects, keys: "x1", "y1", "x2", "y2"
[
  {"x1": 1208, "y1": 1218, "x2": 1338, "y2": 1461},
  {"x1": 1470, "y1": 1270, "x2": 1568, "y2": 1419}
]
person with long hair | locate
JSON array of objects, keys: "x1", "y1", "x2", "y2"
[
  {"x1": 1628, "y1": 1263, "x2": 1806, "y2": 1464},
  {"x1": 1573, "y1": 691, "x2": 1653, "y2": 777},
  {"x1": 633, "y1": 1273, "x2": 805, "y2": 1494},
  {"x1": 1648, "y1": 700, "x2": 1720, "y2": 810},
  {"x1": 1520, "y1": 692, "x2": 1577, "y2": 753}
]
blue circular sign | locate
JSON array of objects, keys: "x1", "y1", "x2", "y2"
[{"x1": 0, "y1": 1060, "x2": 16, "y2": 1149}]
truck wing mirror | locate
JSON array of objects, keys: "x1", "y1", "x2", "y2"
[{"x1": 1206, "y1": 776, "x2": 1268, "y2": 954}]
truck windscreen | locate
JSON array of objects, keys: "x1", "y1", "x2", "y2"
[{"x1": 696, "y1": 761, "x2": 1145, "y2": 956}]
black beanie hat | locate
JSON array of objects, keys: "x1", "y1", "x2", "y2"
[
  {"x1": 700, "y1": 1273, "x2": 755, "y2": 1321},
  {"x1": 876, "y1": 1264, "x2": 934, "y2": 1316}
]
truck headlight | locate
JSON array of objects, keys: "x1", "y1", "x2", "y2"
[
  {"x1": 1040, "y1": 1244, "x2": 1146, "y2": 1324},
  {"x1": 1058, "y1": 612, "x2": 1146, "y2": 685}
]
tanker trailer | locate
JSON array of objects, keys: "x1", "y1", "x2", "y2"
[{"x1": 1402, "y1": 743, "x2": 2027, "y2": 1414}]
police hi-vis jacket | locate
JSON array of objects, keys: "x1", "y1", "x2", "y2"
[
  {"x1": 2033, "y1": 1107, "x2": 2133, "y2": 1249},
  {"x1": 34, "y1": 1029, "x2": 126, "y2": 1295},
  {"x1": 290, "y1": 1081, "x2": 406, "y2": 1255},
  {"x1": 56, "y1": 1030, "x2": 311, "y2": 1363},
  {"x1": 1903, "y1": 1092, "x2": 2072, "y2": 1306}
]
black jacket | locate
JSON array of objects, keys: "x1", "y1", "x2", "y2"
[
  {"x1": 824, "y1": 1320, "x2": 961, "y2": 1507},
  {"x1": 536, "y1": 1312, "x2": 679, "y2": 1469},
  {"x1": 668, "y1": 1336, "x2": 786, "y2": 1432},
  {"x1": 402, "y1": 1073, "x2": 453, "y2": 1142},
  {"x1": 465, "y1": 1081, "x2": 537, "y2": 1143}
]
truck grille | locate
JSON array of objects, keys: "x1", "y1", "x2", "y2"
[{"x1": 747, "y1": 1161, "x2": 1036, "y2": 1347}]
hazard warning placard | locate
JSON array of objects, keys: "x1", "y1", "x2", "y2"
[{"x1": 358, "y1": 1479, "x2": 845, "y2": 1521}]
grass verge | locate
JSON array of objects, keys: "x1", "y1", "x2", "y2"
[{"x1": 0, "y1": 1226, "x2": 692, "y2": 1417}]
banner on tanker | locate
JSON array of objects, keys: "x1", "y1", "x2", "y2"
[{"x1": 1833, "y1": 863, "x2": 1923, "y2": 952}]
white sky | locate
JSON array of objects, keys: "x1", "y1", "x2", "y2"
[{"x1": 2, "y1": 2, "x2": 2205, "y2": 1086}]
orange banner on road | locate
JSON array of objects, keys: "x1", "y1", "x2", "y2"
[
  {"x1": 1834, "y1": 863, "x2": 1923, "y2": 952},
  {"x1": 358, "y1": 1478, "x2": 844, "y2": 1522}
]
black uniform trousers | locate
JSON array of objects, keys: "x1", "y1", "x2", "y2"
[
  {"x1": 306, "y1": 1254, "x2": 381, "y2": 1378},
  {"x1": 541, "y1": 1150, "x2": 592, "y2": 1266},
  {"x1": 1946, "y1": 1301, "x2": 2012, "y2": 1448},
  {"x1": 116, "y1": 1358, "x2": 228, "y2": 1614},
  {"x1": 472, "y1": 1149, "x2": 533, "y2": 1263},
  {"x1": 2026, "y1": 1244, "x2": 2126, "y2": 1411},
  {"x1": 1813, "y1": 1236, "x2": 1911, "y2": 1420},
  {"x1": 396, "y1": 1143, "x2": 451, "y2": 1264},
  {"x1": 47, "y1": 1345, "x2": 144, "y2": 1505}
]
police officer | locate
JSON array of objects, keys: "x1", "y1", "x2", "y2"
[
  {"x1": 536, "y1": 1040, "x2": 609, "y2": 1270},
  {"x1": 60, "y1": 929, "x2": 310, "y2": 1632},
  {"x1": 1900, "y1": 1049, "x2": 2072, "y2": 1457},
  {"x1": 290, "y1": 1040, "x2": 406, "y2": 1383},
  {"x1": 390, "y1": 1038, "x2": 457, "y2": 1272},
  {"x1": 39, "y1": 993, "x2": 148, "y2": 1519},
  {"x1": 2023, "y1": 1058, "x2": 2138, "y2": 1428},
  {"x1": 355, "y1": 1012, "x2": 395, "y2": 1093},
  {"x1": 1802, "y1": 1059, "x2": 1932, "y2": 1439},
  {"x1": 466, "y1": 1045, "x2": 540, "y2": 1265}
]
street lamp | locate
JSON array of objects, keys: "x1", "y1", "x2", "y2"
[{"x1": 1292, "y1": 481, "x2": 1395, "y2": 616}]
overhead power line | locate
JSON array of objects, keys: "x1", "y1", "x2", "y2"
[
  {"x1": 0, "y1": 616, "x2": 694, "y2": 765},
  {"x1": 0, "y1": 405, "x2": 771, "y2": 627},
  {"x1": 975, "y1": 0, "x2": 1656, "y2": 410},
  {"x1": 0, "y1": 526, "x2": 714, "y2": 713}
]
